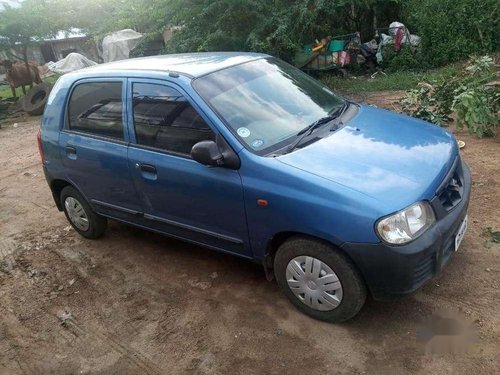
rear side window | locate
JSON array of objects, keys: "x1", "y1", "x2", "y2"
[
  {"x1": 132, "y1": 83, "x2": 214, "y2": 155},
  {"x1": 67, "y1": 82, "x2": 124, "y2": 140}
]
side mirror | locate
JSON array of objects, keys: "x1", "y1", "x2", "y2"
[
  {"x1": 191, "y1": 140, "x2": 224, "y2": 167},
  {"x1": 191, "y1": 136, "x2": 241, "y2": 170}
]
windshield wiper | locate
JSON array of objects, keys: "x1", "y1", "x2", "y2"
[
  {"x1": 284, "y1": 101, "x2": 350, "y2": 154},
  {"x1": 284, "y1": 116, "x2": 335, "y2": 154},
  {"x1": 328, "y1": 100, "x2": 350, "y2": 128}
]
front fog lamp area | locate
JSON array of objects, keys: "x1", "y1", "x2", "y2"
[{"x1": 376, "y1": 201, "x2": 436, "y2": 244}]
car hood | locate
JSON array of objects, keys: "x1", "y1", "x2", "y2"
[{"x1": 277, "y1": 105, "x2": 458, "y2": 210}]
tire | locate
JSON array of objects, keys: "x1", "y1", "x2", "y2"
[
  {"x1": 274, "y1": 236, "x2": 366, "y2": 323},
  {"x1": 336, "y1": 68, "x2": 348, "y2": 77},
  {"x1": 60, "y1": 186, "x2": 107, "y2": 239},
  {"x1": 21, "y1": 82, "x2": 53, "y2": 116}
]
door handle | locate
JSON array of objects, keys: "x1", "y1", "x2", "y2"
[
  {"x1": 65, "y1": 146, "x2": 77, "y2": 154},
  {"x1": 138, "y1": 163, "x2": 157, "y2": 174}
]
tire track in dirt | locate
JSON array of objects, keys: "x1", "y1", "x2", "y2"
[
  {"x1": 0, "y1": 312, "x2": 43, "y2": 375},
  {"x1": 0, "y1": 162, "x2": 41, "y2": 181},
  {"x1": 45, "y1": 238, "x2": 191, "y2": 372},
  {"x1": 418, "y1": 292, "x2": 500, "y2": 317},
  {"x1": 58, "y1": 316, "x2": 162, "y2": 375},
  {"x1": 1, "y1": 234, "x2": 162, "y2": 374},
  {"x1": 0, "y1": 238, "x2": 18, "y2": 274},
  {"x1": 2, "y1": 109, "x2": 500, "y2": 374}
]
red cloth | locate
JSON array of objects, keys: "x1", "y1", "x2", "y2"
[{"x1": 394, "y1": 28, "x2": 404, "y2": 51}]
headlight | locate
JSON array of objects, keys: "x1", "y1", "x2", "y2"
[{"x1": 376, "y1": 201, "x2": 435, "y2": 244}]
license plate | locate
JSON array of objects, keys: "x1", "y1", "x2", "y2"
[{"x1": 454, "y1": 215, "x2": 468, "y2": 251}]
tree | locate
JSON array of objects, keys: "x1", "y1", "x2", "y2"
[
  {"x1": 0, "y1": 0, "x2": 62, "y2": 85},
  {"x1": 404, "y1": 0, "x2": 499, "y2": 66},
  {"x1": 160, "y1": 0, "x2": 402, "y2": 61}
]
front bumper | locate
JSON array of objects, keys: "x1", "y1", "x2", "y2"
[{"x1": 341, "y1": 160, "x2": 471, "y2": 300}]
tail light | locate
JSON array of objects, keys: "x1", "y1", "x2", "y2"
[{"x1": 37, "y1": 128, "x2": 45, "y2": 163}]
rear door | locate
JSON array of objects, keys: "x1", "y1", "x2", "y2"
[
  {"x1": 59, "y1": 78, "x2": 143, "y2": 217},
  {"x1": 126, "y1": 79, "x2": 251, "y2": 257}
]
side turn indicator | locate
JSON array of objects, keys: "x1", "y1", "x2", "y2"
[{"x1": 257, "y1": 199, "x2": 268, "y2": 207}]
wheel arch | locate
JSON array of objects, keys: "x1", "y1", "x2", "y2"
[
  {"x1": 266, "y1": 231, "x2": 350, "y2": 264},
  {"x1": 264, "y1": 231, "x2": 367, "y2": 287},
  {"x1": 49, "y1": 179, "x2": 89, "y2": 211}
]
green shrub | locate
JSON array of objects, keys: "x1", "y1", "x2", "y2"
[
  {"x1": 162, "y1": 0, "x2": 405, "y2": 62},
  {"x1": 400, "y1": 55, "x2": 499, "y2": 137},
  {"x1": 382, "y1": 45, "x2": 427, "y2": 72},
  {"x1": 404, "y1": 0, "x2": 499, "y2": 67}
]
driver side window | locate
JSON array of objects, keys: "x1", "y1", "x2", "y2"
[{"x1": 132, "y1": 83, "x2": 215, "y2": 155}]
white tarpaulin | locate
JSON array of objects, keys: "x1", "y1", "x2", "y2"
[
  {"x1": 47, "y1": 53, "x2": 97, "y2": 74},
  {"x1": 102, "y1": 29, "x2": 143, "y2": 63}
]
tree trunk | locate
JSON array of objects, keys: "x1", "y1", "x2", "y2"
[
  {"x1": 350, "y1": 1, "x2": 356, "y2": 30},
  {"x1": 477, "y1": 26, "x2": 485, "y2": 47}
]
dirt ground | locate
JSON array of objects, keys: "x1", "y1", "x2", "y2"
[{"x1": 0, "y1": 94, "x2": 499, "y2": 375}]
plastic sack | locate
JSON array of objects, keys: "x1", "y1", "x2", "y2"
[
  {"x1": 380, "y1": 33, "x2": 393, "y2": 46},
  {"x1": 338, "y1": 51, "x2": 350, "y2": 67},
  {"x1": 389, "y1": 22, "x2": 408, "y2": 37},
  {"x1": 327, "y1": 52, "x2": 337, "y2": 64},
  {"x1": 364, "y1": 40, "x2": 378, "y2": 51},
  {"x1": 409, "y1": 34, "x2": 421, "y2": 47}
]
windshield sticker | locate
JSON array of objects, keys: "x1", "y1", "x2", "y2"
[
  {"x1": 237, "y1": 127, "x2": 251, "y2": 138},
  {"x1": 251, "y1": 139, "x2": 264, "y2": 148}
]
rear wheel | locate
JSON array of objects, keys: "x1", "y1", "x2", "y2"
[
  {"x1": 274, "y1": 236, "x2": 366, "y2": 323},
  {"x1": 60, "y1": 186, "x2": 107, "y2": 239}
]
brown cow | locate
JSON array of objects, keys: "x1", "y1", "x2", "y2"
[{"x1": 1, "y1": 60, "x2": 42, "y2": 99}]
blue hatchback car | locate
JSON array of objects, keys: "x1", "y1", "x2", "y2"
[{"x1": 39, "y1": 52, "x2": 470, "y2": 322}]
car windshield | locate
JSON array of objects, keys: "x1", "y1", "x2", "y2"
[{"x1": 193, "y1": 57, "x2": 344, "y2": 155}]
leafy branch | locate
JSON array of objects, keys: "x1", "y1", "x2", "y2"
[{"x1": 400, "y1": 55, "x2": 499, "y2": 137}]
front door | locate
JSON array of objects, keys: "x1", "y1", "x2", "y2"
[
  {"x1": 59, "y1": 79, "x2": 142, "y2": 216},
  {"x1": 126, "y1": 80, "x2": 251, "y2": 257}
]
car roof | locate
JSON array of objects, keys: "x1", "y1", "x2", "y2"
[{"x1": 78, "y1": 52, "x2": 269, "y2": 78}]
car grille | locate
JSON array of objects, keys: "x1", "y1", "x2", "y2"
[
  {"x1": 413, "y1": 252, "x2": 435, "y2": 286},
  {"x1": 437, "y1": 157, "x2": 464, "y2": 212}
]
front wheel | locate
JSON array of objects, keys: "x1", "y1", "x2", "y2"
[
  {"x1": 274, "y1": 236, "x2": 366, "y2": 323},
  {"x1": 60, "y1": 186, "x2": 107, "y2": 239}
]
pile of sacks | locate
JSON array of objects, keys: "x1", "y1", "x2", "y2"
[{"x1": 375, "y1": 21, "x2": 421, "y2": 64}]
